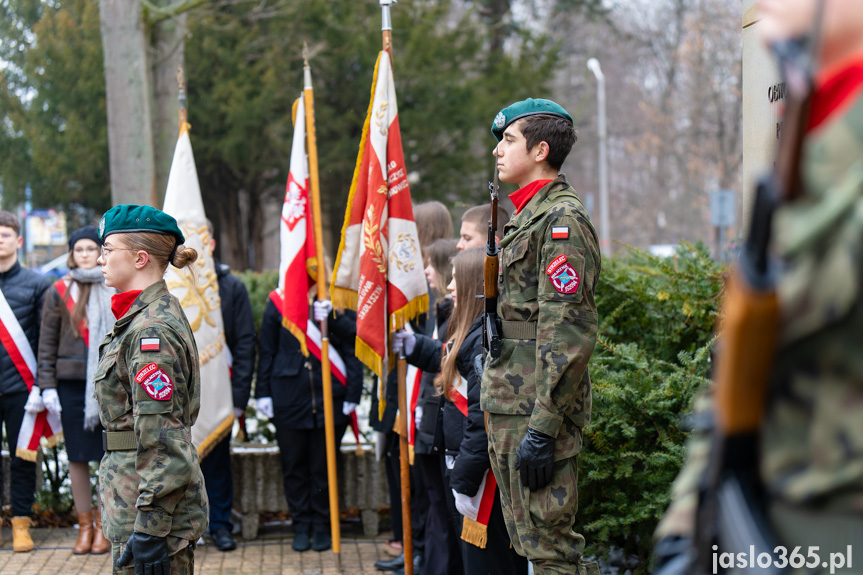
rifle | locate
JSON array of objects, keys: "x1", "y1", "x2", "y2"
[
  {"x1": 483, "y1": 158, "x2": 502, "y2": 359},
  {"x1": 690, "y1": 11, "x2": 823, "y2": 575}
]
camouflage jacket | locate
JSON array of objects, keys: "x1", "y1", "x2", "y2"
[
  {"x1": 95, "y1": 280, "x2": 208, "y2": 550},
  {"x1": 762, "y1": 88, "x2": 863, "y2": 510},
  {"x1": 481, "y1": 176, "x2": 601, "y2": 448}
]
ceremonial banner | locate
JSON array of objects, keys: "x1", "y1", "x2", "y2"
[
  {"x1": 331, "y1": 52, "x2": 428, "y2": 417},
  {"x1": 279, "y1": 95, "x2": 317, "y2": 356},
  {"x1": 162, "y1": 124, "x2": 233, "y2": 458}
]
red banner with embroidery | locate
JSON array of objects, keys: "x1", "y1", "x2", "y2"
[
  {"x1": 268, "y1": 290, "x2": 359, "y2": 443},
  {"x1": 54, "y1": 279, "x2": 89, "y2": 346},
  {"x1": 331, "y1": 52, "x2": 428, "y2": 419}
]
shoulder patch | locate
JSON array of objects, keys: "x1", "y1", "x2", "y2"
[
  {"x1": 549, "y1": 263, "x2": 580, "y2": 294},
  {"x1": 141, "y1": 337, "x2": 160, "y2": 352},
  {"x1": 551, "y1": 226, "x2": 569, "y2": 240},
  {"x1": 546, "y1": 254, "x2": 568, "y2": 276},
  {"x1": 135, "y1": 363, "x2": 173, "y2": 401}
]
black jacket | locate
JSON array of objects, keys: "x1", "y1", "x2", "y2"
[
  {"x1": 414, "y1": 297, "x2": 452, "y2": 455},
  {"x1": 256, "y1": 296, "x2": 363, "y2": 429},
  {"x1": 215, "y1": 259, "x2": 257, "y2": 410},
  {"x1": 407, "y1": 313, "x2": 489, "y2": 497},
  {"x1": 0, "y1": 261, "x2": 52, "y2": 396}
]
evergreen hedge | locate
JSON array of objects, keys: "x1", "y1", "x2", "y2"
[{"x1": 579, "y1": 242, "x2": 724, "y2": 567}]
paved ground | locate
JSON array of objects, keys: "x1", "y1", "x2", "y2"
[{"x1": 0, "y1": 524, "x2": 398, "y2": 574}]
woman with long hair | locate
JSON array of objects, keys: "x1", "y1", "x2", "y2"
[
  {"x1": 93, "y1": 205, "x2": 207, "y2": 574},
  {"x1": 395, "y1": 247, "x2": 527, "y2": 575},
  {"x1": 37, "y1": 226, "x2": 114, "y2": 555}
]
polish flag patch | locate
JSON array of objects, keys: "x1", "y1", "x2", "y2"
[
  {"x1": 135, "y1": 362, "x2": 173, "y2": 401},
  {"x1": 140, "y1": 338, "x2": 160, "y2": 352},
  {"x1": 551, "y1": 226, "x2": 569, "y2": 240}
]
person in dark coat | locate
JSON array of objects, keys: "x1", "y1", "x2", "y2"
[
  {"x1": 393, "y1": 248, "x2": 527, "y2": 575},
  {"x1": 255, "y1": 292, "x2": 363, "y2": 553},
  {"x1": 0, "y1": 210, "x2": 52, "y2": 552},
  {"x1": 37, "y1": 225, "x2": 114, "y2": 555},
  {"x1": 198, "y1": 221, "x2": 257, "y2": 551}
]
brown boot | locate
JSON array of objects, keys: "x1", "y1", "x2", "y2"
[
  {"x1": 90, "y1": 509, "x2": 110, "y2": 555},
  {"x1": 11, "y1": 516, "x2": 34, "y2": 552},
  {"x1": 73, "y1": 511, "x2": 94, "y2": 554}
]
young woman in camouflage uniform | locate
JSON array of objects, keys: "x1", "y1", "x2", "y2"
[{"x1": 94, "y1": 204, "x2": 208, "y2": 575}]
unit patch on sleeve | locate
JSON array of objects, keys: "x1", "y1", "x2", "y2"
[
  {"x1": 551, "y1": 226, "x2": 569, "y2": 240},
  {"x1": 140, "y1": 337, "x2": 160, "y2": 352},
  {"x1": 549, "y1": 262, "x2": 580, "y2": 294},
  {"x1": 135, "y1": 362, "x2": 173, "y2": 401},
  {"x1": 546, "y1": 254, "x2": 568, "y2": 276}
]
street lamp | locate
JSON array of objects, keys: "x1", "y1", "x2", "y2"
[{"x1": 587, "y1": 58, "x2": 610, "y2": 256}]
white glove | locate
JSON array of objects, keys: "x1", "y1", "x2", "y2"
[
  {"x1": 342, "y1": 402, "x2": 357, "y2": 416},
  {"x1": 313, "y1": 299, "x2": 333, "y2": 322},
  {"x1": 414, "y1": 405, "x2": 423, "y2": 430},
  {"x1": 42, "y1": 388, "x2": 62, "y2": 416},
  {"x1": 453, "y1": 490, "x2": 479, "y2": 519},
  {"x1": 256, "y1": 397, "x2": 274, "y2": 419},
  {"x1": 233, "y1": 407, "x2": 244, "y2": 419},
  {"x1": 24, "y1": 386, "x2": 44, "y2": 414},
  {"x1": 391, "y1": 330, "x2": 416, "y2": 357}
]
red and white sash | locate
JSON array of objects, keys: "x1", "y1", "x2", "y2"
[
  {"x1": 53, "y1": 279, "x2": 89, "y2": 345},
  {"x1": 269, "y1": 290, "x2": 361, "y2": 442},
  {"x1": 0, "y1": 287, "x2": 62, "y2": 462},
  {"x1": 448, "y1": 375, "x2": 498, "y2": 549}
]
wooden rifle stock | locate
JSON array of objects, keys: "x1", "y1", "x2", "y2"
[
  {"x1": 483, "y1": 160, "x2": 502, "y2": 359},
  {"x1": 713, "y1": 39, "x2": 816, "y2": 437}
]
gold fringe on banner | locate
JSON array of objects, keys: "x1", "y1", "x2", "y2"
[
  {"x1": 282, "y1": 316, "x2": 309, "y2": 357},
  {"x1": 390, "y1": 297, "x2": 429, "y2": 331},
  {"x1": 196, "y1": 413, "x2": 234, "y2": 459},
  {"x1": 331, "y1": 287, "x2": 358, "y2": 312},
  {"x1": 461, "y1": 516, "x2": 488, "y2": 549}
]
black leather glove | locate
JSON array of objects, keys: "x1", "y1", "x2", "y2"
[
  {"x1": 116, "y1": 531, "x2": 170, "y2": 575},
  {"x1": 515, "y1": 427, "x2": 555, "y2": 490}
]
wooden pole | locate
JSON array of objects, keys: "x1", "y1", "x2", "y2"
[
  {"x1": 380, "y1": 2, "x2": 411, "y2": 573},
  {"x1": 303, "y1": 47, "x2": 342, "y2": 570}
]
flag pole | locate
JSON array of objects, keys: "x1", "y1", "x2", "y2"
[
  {"x1": 380, "y1": 2, "x2": 413, "y2": 574},
  {"x1": 303, "y1": 45, "x2": 342, "y2": 570}
]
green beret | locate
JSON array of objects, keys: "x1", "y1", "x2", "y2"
[
  {"x1": 98, "y1": 204, "x2": 185, "y2": 245},
  {"x1": 491, "y1": 98, "x2": 573, "y2": 142}
]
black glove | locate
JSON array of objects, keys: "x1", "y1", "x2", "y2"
[
  {"x1": 116, "y1": 531, "x2": 170, "y2": 575},
  {"x1": 515, "y1": 427, "x2": 555, "y2": 490}
]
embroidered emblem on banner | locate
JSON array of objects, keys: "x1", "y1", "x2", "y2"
[
  {"x1": 140, "y1": 338, "x2": 160, "y2": 352},
  {"x1": 549, "y1": 263, "x2": 580, "y2": 294},
  {"x1": 546, "y1": 255, "x2": 568, "y2": 276},
  {"x1": 135, "y1": 363, "x2": 173, "y2": 401},
  {"x1": 551, "y1": 226, "x2": 569, "y2": 240}
]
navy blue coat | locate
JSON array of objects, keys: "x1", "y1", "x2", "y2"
[
  {"x1": 256, "y1": 297, "x2": 363, "y2": 429},
  {"x1": 215, "y1": 260, "x2": 256, "y2": 410},
  {"x1": 0, "y1": 261, "x2": 52, "y2": 396}
]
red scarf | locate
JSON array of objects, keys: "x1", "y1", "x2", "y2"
[
  {"x1": 509, "y1": 179, "x2": 552, "y2": 215},
  {"x1": 111, "y1": 290, "x2": 142, "y2": 320},
  {"x1": 808, "y1": 55, "x2": 863, "y2": 133}
]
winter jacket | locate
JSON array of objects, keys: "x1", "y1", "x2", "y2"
[
  {"x1": 414, "y1": 297, "x2": 453, "y2": 455},
  {"x1": 0, "y1": 261, "x2": 52, "y2": 395},
  {"x1": 256, "y1": 297, "x2": 363, "y2": 429},
  {"x1": 37, "y1": 280, "x2": 87, "y2": 388},
  {"x1": 215, "y1": 259, "x2": 257, "y2": 410},
  {"x1": 406, "y1": 312, "x2": 489, "y2": 497}
]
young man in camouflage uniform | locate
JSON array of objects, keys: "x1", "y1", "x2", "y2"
[
  {"x1": 481, "y1": 98, "x2": 601, "y2": 575},
  {"x1": 95, "y1": 205, "x2": 208, "y2": 574},
  {"x1": 655, "y1": 2, "x2": 863, "y2": 573}
]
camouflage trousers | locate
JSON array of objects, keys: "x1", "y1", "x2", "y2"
[
  {"x1": 111, "y1": 541, "x2": 195, "y2": 575},
  {"x1": 487, "y1": 414, "x2": 598, "y2": 575}
]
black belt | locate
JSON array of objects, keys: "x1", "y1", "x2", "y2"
[{"x1": 102, "y1": 430, "x2": 136, "y2": 451}]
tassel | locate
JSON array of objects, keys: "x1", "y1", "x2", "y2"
[{"x1": 461, "y1": 516, "x2": 489, "y2": 549}]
